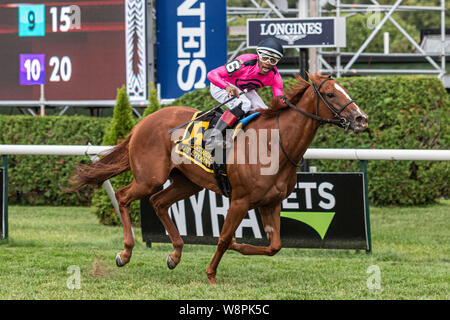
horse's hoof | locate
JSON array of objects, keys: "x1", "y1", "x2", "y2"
[
  {"x1": 166, "y1": 255, "x2": 177, "y2": 270},
  {"x1": 207, "y1": 276, "x2": 217, "y2": 285},
  {"x1": 116, "y1": 253, "x2": 126, "y2": 267}
]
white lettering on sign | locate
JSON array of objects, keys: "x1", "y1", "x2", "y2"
[
  {"x1": 297, "y1": 181, "x2": 336, "y2": 210},
  {"x1": 236, "y1": 210, "x2": 262, "y2": 239},
  {"x1": 169, "y1": 200, "x2": 187, "y2": 236},
  {"x1": 176, "y1": 0, "x2": 207, "y2": 91},
  {"x1": 209, "y1": 190, "x2": 229, "y2": 237},
  {"x1": 282, "y1": 191, "x2": 299, "y2": 209},
  {"x1": 258, "y1": 21, "x2": 324, "y2": 45},
  {"x1": 177, "y1": 0, "x2": 205, "y2": 20},
  {"x1": 318, "y1": 182, "x2": 335, "y2": 209},
  {"x1": 208, "y1": 191, "x2": 261, "y2": 239},
  {"x1": 189, "y1": 189, "x2": 206, "y2": 236},
  {"x1": 164, "y1": 180, "x2": 262, "y2": 239},
  {"x1": 260, "y1": 22, "x2": 323, "y2": 36},
  {"x1": 177, "y1": 59, "x2": 207, "y2": 91},
  {"x1": 298, "y1": 182, "x2": 317, "y2": 209}
]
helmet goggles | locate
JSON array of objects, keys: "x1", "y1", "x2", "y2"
[{"x1": 257, "y1": 49, "x2": 281, "y2": 66}]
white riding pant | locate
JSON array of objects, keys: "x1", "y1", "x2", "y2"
[{"x1": 210, "y1": 83, "x2": 268, "y2": 113}]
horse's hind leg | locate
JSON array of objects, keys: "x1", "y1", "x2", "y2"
[
  {"x1": 229, "y1": 203, "x2": 282, "y2": 256},
  {"x1": 149, "y1": 171, "x2": 203, "y2": 269},
  {"x1": 115, "y1": 179, "x2": 156, "y2": 267}
]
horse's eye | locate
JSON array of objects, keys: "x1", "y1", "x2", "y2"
[{"x1": 326, "y1": 93, "x2": 335, "y2": 98}]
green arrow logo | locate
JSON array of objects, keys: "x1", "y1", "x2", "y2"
[{"x1": 280, "y1": 211, "x2": 335, "y2": 240}]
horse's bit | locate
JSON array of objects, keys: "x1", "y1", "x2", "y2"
[{"x1": 277, "y1": 77, "x2": 355, "y2": 167}]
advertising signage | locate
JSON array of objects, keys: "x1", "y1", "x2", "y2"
[
  {"x1": 141, "y1": 173, "x2": 371, "y2": 251},
  {"x1": 247, "y1": 17, "x2": 346, "y2": 48},
  {"x1": 155, "y1": 0, "x2": 227, "y2": 102},
  {"x1": 0, "y1": 0, "x2": 148, "y2": 103}
]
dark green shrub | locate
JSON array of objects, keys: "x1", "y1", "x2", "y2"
[
  {"x1": 0, "y1": 76, "x2": 447, "y2": 210},
  {"x1": 0, "y1": 115, "x2": 109, "y2": 205},
  {"x1": 142, "y1": 82, "x2": 162, "y2": 118},
  {"x1": 310, "y1": 75, "x2": 449, "y2": 205},
  {"x1": 170, "y1": 86, "x2": 217, "y2": 111}
]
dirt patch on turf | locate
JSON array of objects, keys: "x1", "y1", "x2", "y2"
[{"x1": 90, "y1": 256, "x2": 115, "y2": 278}]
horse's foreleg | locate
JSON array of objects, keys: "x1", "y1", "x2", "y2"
[
  {"x1": 150, "y1": 172, "x2": 203, "y2": 269},
  {"x1": 206, "y1": 198, "x2": 250, "y2": 285},
  {"x1": 229, "y1": 204, "x2": 282, "y2": 256}
]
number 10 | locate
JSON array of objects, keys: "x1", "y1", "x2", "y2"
[{"x1": 24, "y1": 58, "x2": 41, "y2": 81}]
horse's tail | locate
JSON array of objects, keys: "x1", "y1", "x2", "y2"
[{"x1": 68, "y1": 132, "x2": 132, "y2": 191}]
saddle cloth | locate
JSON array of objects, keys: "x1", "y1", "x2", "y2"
[
  {"x1": 174, "y1": 109, "x2": 232, "y2": 197},
  {"x1": 174, "y1": 109, "x2": 260, "y2": 198},
  {"x1": 174, "y1": 110, "x2": 222, "y2": 173}
]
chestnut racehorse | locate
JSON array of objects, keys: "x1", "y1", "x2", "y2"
[{"x1": 69, "y1": 73, "x2": 368, "y2": 284}]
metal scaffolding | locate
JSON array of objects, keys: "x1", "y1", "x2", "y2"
[
  {"x1": 318, "y1": 0, "x2": 447, "y2": 83},
  {"x1": 227, "y1": 0, "x2": 448, "y2": 87}
]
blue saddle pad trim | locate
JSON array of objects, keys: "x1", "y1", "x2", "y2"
[{"x1": 239, "y1": 112, "x2": 260, "y2": 127}]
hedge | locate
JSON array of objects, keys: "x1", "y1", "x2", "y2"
[
  {"x1": 1, "y1": 75, "x2": 448, "y2": 209},
  {"x1": 0, "y1": 115, "x2": 109, "y2": 206},
  {"x1": 171, "y1": 75, "x2": 449, "y2": 206},
  {"x1": 312, "y1": 76, "x2": 448, "y2": 205}
]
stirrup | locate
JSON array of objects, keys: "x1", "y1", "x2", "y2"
[
  {"x1": 205, "y1": 120, "x2": 228, "y2": 152},
  {"x1": 205, "y1": 105, "x2": 246, "y2": 152},
  {"x1": 205, "y1": 133, "x2": 224, "y2": 152}
]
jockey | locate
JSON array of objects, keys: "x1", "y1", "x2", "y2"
[{"x1": 205, "y1": 37, "x2": 285, "y2": 151}]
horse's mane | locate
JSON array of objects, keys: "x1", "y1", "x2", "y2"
[{"x1": 257, "y1": 73, "x2": 311, "y2": 118}]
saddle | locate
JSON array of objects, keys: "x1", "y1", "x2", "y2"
[{"x1": 174, "y1": 109, "x2": 260, "y2": 198}]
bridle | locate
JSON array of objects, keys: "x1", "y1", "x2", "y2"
[
  {"x1": 276, "y1": 77, "x2": 355, "y2": 167},
  {"x1": 283, "y1": 77, "x2": 355, "y2": 129}
]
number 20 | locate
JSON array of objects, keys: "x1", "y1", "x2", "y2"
[{"x1": 49, "y1": 56, "x2": 72, "y2": 82}]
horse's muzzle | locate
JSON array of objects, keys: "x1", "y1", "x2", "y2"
[{"x1": 350, "y1": 112, "x2": 369, "y2": 133}]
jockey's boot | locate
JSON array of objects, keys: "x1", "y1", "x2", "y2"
[{"x1": 205, "y1": 104, "x2": 246, "y2": 152}]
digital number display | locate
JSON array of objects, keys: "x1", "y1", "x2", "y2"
[
  {"x1": 18, "y1": 4, "x2": 46, "y2": 37},
  {"x1": 0, "y1": 0, "x2": 146, "y2": 102},
  {"x1": 19, "y1": 54, "x2": 46, "y2": 85}
]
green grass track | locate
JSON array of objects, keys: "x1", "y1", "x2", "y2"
[{"x1": 0, "y1": 201, "x2": 448, "y2": 299}]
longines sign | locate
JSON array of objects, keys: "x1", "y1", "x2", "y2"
[{"x1": 247, "y1": 17, "x2": 346, "y2": 48}]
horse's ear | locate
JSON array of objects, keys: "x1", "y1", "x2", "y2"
[
  {"x1": 294, "y1": 73, "x2": 310, "y2": 85},
  {"x1": 306, "y1": 71, "x2": 319, "y2": 85}
]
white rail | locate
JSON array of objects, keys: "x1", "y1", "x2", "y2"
[
  {"x1": 1, "y1": 145, "x2": 447, "y2": 241},
  {"x1": 303, "y1": 148, "x2": 450, "y2": 161},
  {"x1": 0, "y1": 145, "x2": 112, "y2": 156},
  {"x1": 0, "y1": 145, "x2": 449, "y2": 161}
]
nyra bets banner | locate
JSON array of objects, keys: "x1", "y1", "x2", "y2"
[
  {"x1": 156, "y1": 0, "x2": 227, "y2": 101},
  {"x1": 141, "y1": 173, "x2": 371, "y2": 251}
]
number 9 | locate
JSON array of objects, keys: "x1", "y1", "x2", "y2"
[{"x1": 28, "y1": 10, "x2": 35, "y2": 31}]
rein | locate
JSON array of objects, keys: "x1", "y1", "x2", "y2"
[{"x1": 277, "y1": 77, "x2": 355, "y2": 167}]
